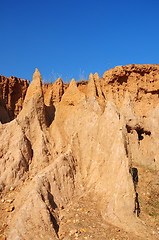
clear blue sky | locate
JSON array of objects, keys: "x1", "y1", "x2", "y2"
[{"x1": 1, "y1": 0, "x2": 159, "y2": 82}]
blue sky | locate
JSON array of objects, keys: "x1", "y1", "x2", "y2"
[{"x1": 1, "y1": 0, "x2": 159, "y2": 82}]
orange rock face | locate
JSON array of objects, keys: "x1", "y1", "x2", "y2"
[
  {"x1": 1, "y1": 64, "x2": 159, "y2": 123},
  {"x1": 0, "y1": 75, "x2": 29, "y2": 123},
  {"x1": 41, "y1": 64, "x2": 159, "y2": 115},
  {"x1": 0, "y1": 65, "x2": 159, "y2": 240},
  {"x1": 101, "y1": 64, "x2": 159, "y2": 114}
]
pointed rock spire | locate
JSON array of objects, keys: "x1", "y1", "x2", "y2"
[
  {"x1": 61, "y1": 78, "x2": 85, "y2": 105},
  {"x1": 18, "y1": 68, "x2": 46, "y2": 126},
  {"x1": 50, "y1": 77, "x2": 64, "y2": 104},
  {"x1": 93, "y1": 73, "x2": 104, "y2": 99},
  {"x1": 33, "y1": 68, "x2": 42, "y2": 81},
  {"x1": 69, "y1": 78, "x2": 77, "y2": 88},
  {"x1": 87, "y1": 73, "x2": 97, "y2": 97},
  {"x1": 87, "y1": 72, "x2": 104, "y2": 102},
  {"x1": 89, "y1": 73, "x2": 94, "y2": 81},
  {"x1": 24, "y1": 68, "x2": 43, "y2": 104},
  {"x1": 93, "y1": 72, "x2": 100, "y2": 80}
]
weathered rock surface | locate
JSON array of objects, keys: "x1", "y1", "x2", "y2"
[
  {"x1": 0, "y1": 75, "x2": 29, "y2": 123},
  {"x1": 0, "y1": 64, "x2": 159, "y2": 239}
]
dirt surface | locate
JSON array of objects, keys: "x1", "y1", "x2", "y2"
[
  {"x1": 58, "y1": 195, "x2": 144, "y2": 240},
  {"x1": 1, "y1": 183, "x2": 158, "y2": 240},
  {"x1": 0, "y1": 191, "x2": 143, "y2": 240},
  {"x1": 137, "y1": 165, "x2": 159, "y2": 237}
]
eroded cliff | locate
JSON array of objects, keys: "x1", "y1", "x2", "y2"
[
  {"x1": 0, "y1": 65, "x2": 159, "y2": 240},
  {"x1": 0, "y1": 75, "x2": 29, "y2": 123}
]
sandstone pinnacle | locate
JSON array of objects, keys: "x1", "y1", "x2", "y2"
[
  {"x1": 61, "y1": 77, "x2": 85, "y2": 105},
  {"x1": 88, "y1": 73, "x2": 94, "y2": 81},
  {"x1": 33, "y1": 68, "x2": 42, "y2": 82},
  {"x1": 87, "y1": 74, "x2": 97, "y2": 97},
  {"x1": 23, "y1": 68, "x2": 43, "y2": 105},
  {"x1": 93, "y1": 72, "x2": 99, "y2": 80},
  {"x1": 69, "y1": 78, "x2": 77, "y2": 87}
]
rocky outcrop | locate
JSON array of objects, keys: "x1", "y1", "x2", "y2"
[
  {"x1": 0, "y1": 69, "x2": 46, "y2": 192},
  {"x1": 102, "y1": 64, "x2": 159, "y2": 115},
  {"x1": 0, "y1": 65, "x2": 159, "y2": 239},
  {"x1": 0, "y1": 75, "x2": 29, "y2": 123},
  {"x1": 42, "y1": 78, "x2": 65, "y2": 106},
  {"x1": 61, "y1": 78, "x2": 85, "y2": 105},
  {"x1": 8, "y1": 151, "x2": 77, "y2": 240}
]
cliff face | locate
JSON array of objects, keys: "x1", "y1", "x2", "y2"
[
  {"x1": 0, "y1": 75, "x2": 29, "y2": 123},
  {"x1": 2, "y1": 64, "x2": 159, "y2": 123},
  {"x1": 41, "y1": 64, "x2": 159, "y2": 119},
  {"x1": 102, "y1": 64, "x2": 159, "y2": 115},
  {"x1": 0, "y1": 65, "x2": 159, "y2": 240}
]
